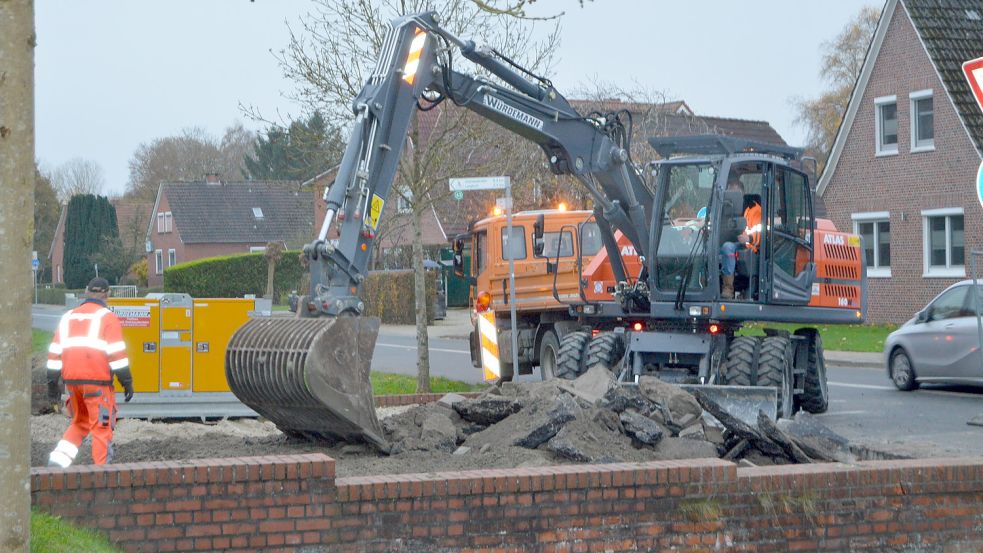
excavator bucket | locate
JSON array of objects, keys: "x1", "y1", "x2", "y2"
[
  {"x1": 679, "y1": 384, "x2": 777, "y2": 427},
  {"x1": 225, "y1": 316, "x2": 389, "y2": 452}
]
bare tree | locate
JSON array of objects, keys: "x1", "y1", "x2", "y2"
[
  {"x1": 125, "y1": 124, "x2": 257, "y2": 201},
  {"x1": 0, "y1": 0, "x2": 35, "y2": 548},
  {"x1": 278, "y1": 0, "x2": 559, "y2": 391},
  {"x1": 50, "y1": 157, "x2": 106, "y2": 202},
  {"x1": 795, "y1": 5, "x2": 880, "y2": 172}
]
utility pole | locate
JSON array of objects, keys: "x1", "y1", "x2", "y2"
[{"x1": 0, "y1": 1, "x2": 36, "y2": 551}]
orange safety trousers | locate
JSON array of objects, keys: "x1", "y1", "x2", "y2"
[{"x1": 63, "y1": 383, "x2": 117, "y2": 465}]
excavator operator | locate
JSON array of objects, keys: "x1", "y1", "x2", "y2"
[{"x1": 720, "y1": 177, "x2": 762, "y2": 299}]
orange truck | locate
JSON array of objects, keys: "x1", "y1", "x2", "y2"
[{"x1": 452, "y1": 208, "x2": 629, "y2": 380}]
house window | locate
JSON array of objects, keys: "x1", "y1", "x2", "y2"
[
  {"x1": 252, "y1": 207, "x2": 264, "y2": 219},
  {"x1": 155, "y1": 250, "x2": 163, "y2": 275},
  {"x1": 922, "y1": 208, "x2": 965, "y2": 277},
  {"x1": 910, "y1": 90, "x2": 934, "y2": 152},
  {"x1": 397, "y1": 188, "x2": 412, "y2": 214},
  {"x1": 249, "y1": 246, "x2": 266, "y2": 253},
  {"x1": 852, "y1": 212, "x2": 890, "y2": 277},
  {"x1": 157, "y1": 212, "x2": 172, "y2": 233},
  {"x1": 168, "y1": 249, "x2": 176, "y2": 267},
  {"x1": 874, "y1": 95, "x2": 898, "y2": 156}
]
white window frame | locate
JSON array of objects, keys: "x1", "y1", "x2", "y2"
[
  {"x1": 167, "y1": 249, "x2": 176, "y2": 267},
  {"x1": 249, "y1": 246, "x2": 266, "y2": 253},
  {"x1": 154, "y1": 250, "x2": 163, "y2": 275},
  {"x1": 922, "y1": 208, "x2": 965, "y2": 278},
  {"x1": 874, "y1": 95, "x2": 898, "y2": 157},
  {"x1": 396, "y1": 187, "x2": 412, "y2": 214},
  {"x1": 851, "y1": 211, "x2": 891, "y2": 278},
  {"x1": 164, "y1": 211, "x2": 173, "y2": 233},
  {"x1": 252, "y1": 207, "x2": 264, "y2": 219},
  {"x1": 157, "y1": 212, "x2": 165, "y2": 233},
  {"x1": 909, "y1": 89, "x2": 934, "y2": 153}
]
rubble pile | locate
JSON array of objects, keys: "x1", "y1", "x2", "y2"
[{"x1": 381, "y1": 366, "x2": 854, "y2": 466}]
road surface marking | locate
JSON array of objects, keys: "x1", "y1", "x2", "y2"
[
  {"x1": 376, "y1": 342, "x2": 470, "y2": 355},
  {"x1": 829, "y1": 381, "x2": 894, "y2": 391},
  {"x1": 830, "y1": 381, "x2": 982, "y2": 399},
  {"x1": 813, "y1": 410, "x2": 869, "y2": 416}
]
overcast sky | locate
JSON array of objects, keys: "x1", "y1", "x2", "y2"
[{"x1": 36, "y1": 0, "x2": 876, "y2": 196}]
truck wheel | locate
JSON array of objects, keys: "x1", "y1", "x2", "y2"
[
  {"x1": 555, "y1": 331, "x2": 590, "y2": 380},
  {"x1": 794, "y1": 328, "x2": 828, "y2": 413},
  {"x1": 585, "y1": 332, "x2": 626, "y2": 375},
  {"x1": 538, "y1": 331, "x2": 560, "y2": 381},
  {"x1": 724, "y1": 336, "x2": 794, "y2": 419}
]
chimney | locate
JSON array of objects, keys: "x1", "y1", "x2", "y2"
[{"x1": 205, "y1": 173, "x2": 221, "y2": 185}]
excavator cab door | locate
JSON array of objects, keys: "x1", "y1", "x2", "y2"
[{"x1": 763, "y1": 165, "x2": 815, "y2": 304}]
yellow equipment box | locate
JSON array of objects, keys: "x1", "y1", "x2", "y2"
[{"x1": 107, "y1": 293, "x2": 272, "y2": 419}]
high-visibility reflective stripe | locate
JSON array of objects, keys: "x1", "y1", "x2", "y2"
[
  {"x1": 402, "y1": 29, "x2": 427, "y2": 85},
  {"x1": 109, "y1": 358, "x2": 130, "y2": 370},
  {"x1": 745, "y1": 224, "x2": 763, "y2": 234},
  {"x1": 46, "y1": 359, "x2": 63, "y2": 370},
  {"x1": 59, "y1": 337, "x2": 110, "y2": 353},
  {"x1": 48, "y1": 439, "x2": 79, "y2": 468},
  {"x1": 477, "y1": 311, "x2": 500, "y2": 381},
  {"x1": 87, "y1": 309, "x2": 109, "y2": 340},
  {"x1": 48, "y1": 342, "x2": 63, "y2": 354},
  {"x1": 106, "y1": 341, "x2": 126, "y2": 354}
]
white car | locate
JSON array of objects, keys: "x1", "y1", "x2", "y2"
[{"x1": 884, "y1": 280, "x2": 983, "y2": 390}]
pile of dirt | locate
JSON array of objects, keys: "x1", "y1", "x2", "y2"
[{"x1": 30, "y1": 365, "x2": 853, "y2": 475}]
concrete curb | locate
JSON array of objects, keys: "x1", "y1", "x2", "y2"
[{"x1": 824, "y1": 350, "x2": 883, "y2": 370}]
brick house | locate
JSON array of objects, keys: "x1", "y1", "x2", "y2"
[
  {"x1": 818, "y1": 0, "x2": 983, "y2": 323},
  {"x1": 145, "y1": 178, "x2": 317, "y2": 287}
]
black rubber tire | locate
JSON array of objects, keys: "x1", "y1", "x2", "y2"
[
  {"x1": 538, "y1": 330, "x2": 561, "y2": 381},
  {"x1": 723, "y1": 335, "x2": 794, "y2": 419},
  {"x1": 555, "y1": 331, "x2": 591, "y2": 380},
  {"x1": 585, "y1": 332, "x2": 626, "y2": 375},
  {"x1": 794, "y1": 328, "x2": 829, "y2": 413},
  {"x1": 890, "y1": 348, "x2": 919, "y2": 391}
]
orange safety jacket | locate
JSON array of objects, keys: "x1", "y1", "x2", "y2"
[
  {"x1": 47, "y1": 299, "x2": 129, "y2": 385},
  {"x1": 743, "y1": 203, "x2": 762, "y2": 253}
]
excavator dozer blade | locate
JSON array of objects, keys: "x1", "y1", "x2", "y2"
[
  {"x1": 679, "y1": 384, "x2": 777, "y2": 427},
  {"x1": 225, "y1": 316, "x2": 389, "y2": 452}
]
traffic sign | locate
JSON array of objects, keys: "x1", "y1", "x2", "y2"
[
  {"x1": 449, "y1": 176, "x2": 510, "y2": 191},
  {"x1": 978, "y1": 160, "x2": 983, "y2": 210},
  {"x1": 453, "y1": 190, "x2": 464, "y2": 201},
  {"x1": 32, "y1": 259, "x2": 39, "y2": 270},
  {"x1": 963, "y1": 56, "x2": 983, "y2": 114}
]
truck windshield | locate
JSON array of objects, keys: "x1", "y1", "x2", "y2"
[{"x1": 654, "y1": 163, "x2": 716, "y2": 292}]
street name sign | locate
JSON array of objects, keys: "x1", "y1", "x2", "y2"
[{"x1": 449, "y1": 176, "x2": 510, "y2": 191}]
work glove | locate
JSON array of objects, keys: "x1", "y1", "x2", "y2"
[
  {"x1": 115, "y1": 367, "x2": 135, "y2": 403},
  {"x1": 46, "y1": 370, "x2": 62, "y2": 402}
]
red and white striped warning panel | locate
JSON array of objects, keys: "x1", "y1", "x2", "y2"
[
  {"x1": 963, "y1": 57, "x2": 983, "y2": 114},
  {"x1": 477, "y1": 310, "x2": 500, "y2": 382}
]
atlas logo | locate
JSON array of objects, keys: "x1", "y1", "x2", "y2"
[
  {"x1": 621, "y1": 245, "x2": 639, "y2": 257},
  {"x1": 823, "y1": 234, "x2": 845, "y2": 246}
]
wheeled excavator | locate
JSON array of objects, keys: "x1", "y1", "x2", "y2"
[{"x1": 225, "y1": 12, "x2": 866, "y2": 451}]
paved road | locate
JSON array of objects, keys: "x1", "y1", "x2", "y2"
[{"x1": 33, "y1": 304, "x2": 982, "y2": 457}]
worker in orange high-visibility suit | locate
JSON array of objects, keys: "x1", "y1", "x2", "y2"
[{"x1": 46, "y1": 277, "x2": 134, "y2": 467}]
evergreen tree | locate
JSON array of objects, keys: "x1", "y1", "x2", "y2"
[
  {"x1": 33, "y1": 165, "x2": 61, "y2": 281},
  {"x1": 245, "y1": 112, "x2": 343, "y2": 183},
  {"x1": 63, "y1": 194, "x2": 121, "y2": 288}
]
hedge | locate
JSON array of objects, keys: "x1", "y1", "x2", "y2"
[
  {"x1": 362, "y1": 269, "x2": 437, "y2": 325},
  {"x1": 36, "y1": 288, "x2": 84, "y2": 306},
  {"x1": 163, "y1": 252, "x2": 437, "y2": 324},
  {"x1": 163, "y1": 251, "x2": 305, "y2": 303}
]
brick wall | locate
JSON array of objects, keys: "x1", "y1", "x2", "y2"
[
  {"x1": 821, "y1": 4, "x2": 983, "y2": 323},
  {"x1": 32, "y1": 454, "x2": 983, "y2": 552}
]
